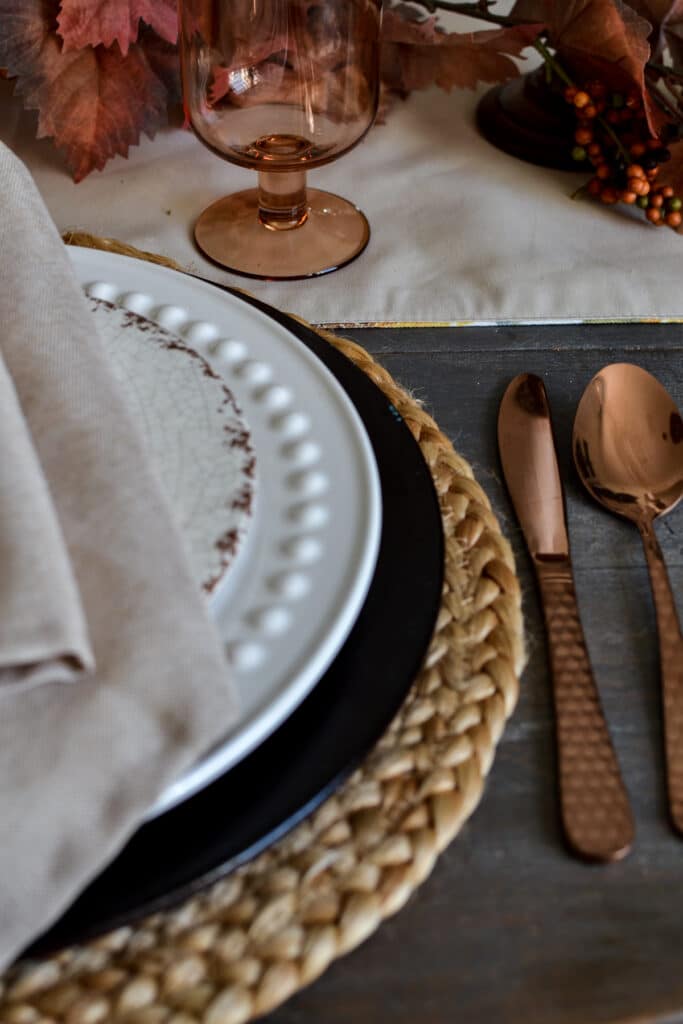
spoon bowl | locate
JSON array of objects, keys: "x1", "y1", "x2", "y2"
[
  {"x1": 573, "y1": 363, "x2": 683, "y2": 833},
  {"x1": 573, "y1": 362, "x2": 683, "y2": 525}
]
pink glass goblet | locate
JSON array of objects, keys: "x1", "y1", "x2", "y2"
[{"x1": 179, "y1": 0, "x2": 383, "y2": 279}]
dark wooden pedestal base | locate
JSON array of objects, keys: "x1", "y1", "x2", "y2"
[{"x1": 476, "y1": 68, "x2": 577, "y2": 171}]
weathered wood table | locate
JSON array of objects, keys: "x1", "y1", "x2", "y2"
[{"x1": 266, "y1": 321, "x2": 683, "y2": 1024}]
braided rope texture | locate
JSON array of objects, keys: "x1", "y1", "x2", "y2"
[{"x1": 0, "y1": 235, "x2": 525, "y2": 1024}]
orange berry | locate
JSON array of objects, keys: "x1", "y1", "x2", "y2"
[
  {"x1": 661, "y1": 186, "x2": 675, "y2": 198},
  {"x1": 626, "y1": 164, "x2": 645, "y2": 179},
  {"x1": 646, "y1": 206, "x2": 662, "y2": 223},
  {"x1": 588, "y1": 177, "x2": 602, "y2": 196},
  {"x1": 647, "y1": 137, "x2": 662, "y2": 149},
  {"x1": 587, "y1": 143, "x2": 602, "y2": 160},
  {"x1": 574, "y1": 91, "x2": 591, "y2": 109},
  {"x1": 596, "y1": 163, "x2": 611, "y2": 179},
  {"x1": 646, "y1": 167, "x2": 660, "y2": 180},
  {"x1": 575, "y1": 128, "x2": 593, "y2": 146},
  {"x1": 564, "y1": 86, "x2": 578, "y2": 102},
  {"x1": 629, "y1": 178, "x2": 650, "y2": 196},
  {"x1": 666, "y1": 211, "x2": 682, "y2": 227},
  {"x1": 649, "y1": 193, "x2": 664, "y2": 208},
  {"x1": 630, "y1": 143, "x2": 646, "y2": 157},
  {"x1": 620, "y1": 191, "x2": 638, "y2": 205},
  {"x1": 583, "y1": 104, "x2": 598, "y2": 118},
  {"x1": 600, "y1": 187, "x2": 619, "y2": 204}
]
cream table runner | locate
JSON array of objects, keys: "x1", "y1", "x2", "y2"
[{"x1": 0, "y1": 25, "x2": 680, "y2": 326}]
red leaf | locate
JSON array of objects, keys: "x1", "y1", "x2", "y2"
[
  {"x1": 209, "y1": 60, "x2": 373, "y2": 123},
  {"x1": 626, "y1": 0, "x2": 683, "y2": 59},
  {"x1": 380, "y1": 5, "x2": 543, "y2": 93},
  {"x1": 510, "y1": 0, "x2": 651, "y2": 81},
  {"x1": 511, "y1": 0, "x2": 657, "y2": 127},
  {"x1": 57, "y1": 0, "x2": 177, "y2": 55},
  {"x1": 199, "y1": 2, "x2": 380, "y2": 120},
  {"x1": 0, "y1": 0, "x2": 172, "y2": 180},
  {"x1": 141, "y1": 25, "x2": 181, "y2": 104}
]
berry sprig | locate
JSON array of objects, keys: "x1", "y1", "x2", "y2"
[{"x1": 565, "y1": 82, "x2": 683, "y2": 229}]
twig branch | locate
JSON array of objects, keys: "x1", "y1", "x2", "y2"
[
  {"x1": 646, "y1": 71, "x2": 677, "y2": 115},
  {"x1": 646, "y1": 67, "x2": 683, "y2": 124},
  {"x1": 648, "y1": 61, "x2": 683, "y2": 85},
  {"x1": 406, "y1": 0, "x2": 528, "y2": 28}
]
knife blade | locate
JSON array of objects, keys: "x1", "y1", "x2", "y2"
[{"x1": 498, "y1": 373, "x2": 634, "y2": 862}]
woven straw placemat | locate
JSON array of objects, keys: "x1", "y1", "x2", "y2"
[{"x1": 1, "y1": 235, "x2": 525, "y2": 1024}]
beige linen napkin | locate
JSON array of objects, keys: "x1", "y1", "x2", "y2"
[
  {"x1": 0, "y1": 143, "x2": 238, "y2": 968},
  {"x1": 0, "y1": 351, "x2": 94, "y2": 689}
]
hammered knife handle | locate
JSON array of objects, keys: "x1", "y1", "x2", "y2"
[{"x1": 535, "y1": 557, "x2": 634, "y2": 862}]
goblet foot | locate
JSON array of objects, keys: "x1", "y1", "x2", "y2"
[{"x1": 194, "y1": 188, "x2": 370, "y2": 280}]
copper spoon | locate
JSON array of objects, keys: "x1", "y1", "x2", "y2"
[{"x1": 573, "y1": 363, "x2": 683, "y2": 832}]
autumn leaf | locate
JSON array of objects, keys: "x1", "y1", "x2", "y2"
[
  {"x1": 210, "y1": 2, "x2": 542, "y2": 113},
  {"x1": 380, "y1": 5, "x2": 543, "y2": 93},
  {"x1": 209, "y1": 60, "x2": 373, "y2": 124},
  {"x1": 57, "y1": 0, "x2": 178, "y2": 56},
  {"x1": 631, "y1": 0, "x2": 683, "y2": 71},
  {"x1": 204, "y1": 0, "x2": 380, "y2": 120},
  {"x1": 0, "y1": 0, "x2": 174, "y2": 180},
  {"x1": 510, "y1": 0, "x2": 651, "y2": 83},
  {"x1": 511, "y1": 0, "x2": 658, "y2": 127},
  {"x1": 141, "y1": 25, "x2": 181, "y2": 104},
  {"x1": 625, "y1": 0, "x2": 683, "y2": 59}
]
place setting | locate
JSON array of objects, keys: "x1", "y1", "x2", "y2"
[
  {"x1": 0, "y1": 1, "x2": 682, "y2": 1023},
  {"x1": 0, "y1": 155, "x2": 522, "y2": 1018},
  {"x1": 27, "y1": 236, "x2": 445, "y2": 949}
]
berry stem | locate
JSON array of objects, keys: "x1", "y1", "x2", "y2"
[
  {"x1": 532, "y1": 38, "x2": 632, "y2": 164},
  {"x1": 532, "y1": 37, "x2": 572, "y2": 88},
  {"x1": 595, "y1": 114, "x2": 633, "y2": 166}
]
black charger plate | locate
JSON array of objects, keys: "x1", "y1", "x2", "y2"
[{"x1": 27, "y1": 291, "x2": 444, "y2": 957}]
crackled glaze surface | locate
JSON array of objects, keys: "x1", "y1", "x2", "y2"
[{"x1": 91, "y1": 298, "x2": 255, "y2": 596}]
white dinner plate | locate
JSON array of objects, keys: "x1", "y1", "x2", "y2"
[
  {"x1": 90, "y1": 297, "x2": 256, "y2": 597},
  {"x1": 68, "y1": 247, "x2": 382, "y2": 817}
]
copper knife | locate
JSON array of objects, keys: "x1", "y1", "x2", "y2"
[{"x1": 498, "y1": 373, "x2": 634, "y2": 862}]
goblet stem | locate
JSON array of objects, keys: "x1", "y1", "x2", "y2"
[{"x1": 258, "y1": 170, "x2": 308, "y2": 231}]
